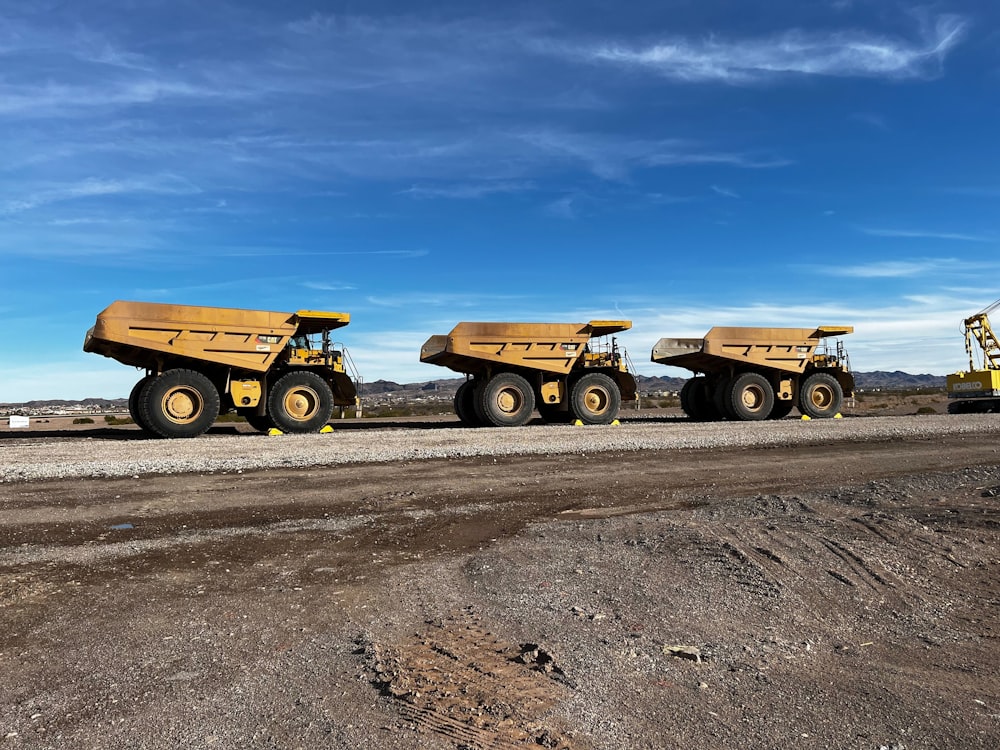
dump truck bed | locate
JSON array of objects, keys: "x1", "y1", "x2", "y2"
[
  {"x1": 84, "y1": 300, "x2": 351, "y2": 373},
  {"x1": 420, "y1": 320, "x2": 631, "y2": 376},
  {"x1": 651, "y1": 326, "x2": 853, "y2": 375}
]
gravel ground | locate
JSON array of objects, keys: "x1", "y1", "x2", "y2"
[
  {"x1": 1, "y1": 421, "x2": 999, "y2": 749},
  {"x1": 3, "y1": 414, "x2": 1000, "y2": 482}
]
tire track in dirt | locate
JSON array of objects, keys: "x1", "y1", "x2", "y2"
[
  {"x1": 675, "y1": 516, "x2": 911, "y2": 621},
  {"x1": 366, "y1": 609, "x2": 582, "y2": 749}
]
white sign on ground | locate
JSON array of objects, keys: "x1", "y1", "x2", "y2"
[{"x1": 9, "y1": 415, "x2": 29, "y2": 428}]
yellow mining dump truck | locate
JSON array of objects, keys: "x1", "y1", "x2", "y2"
[
  {"x1": 419, "y1": 321, "x2": 637, "y2": 426},
  {"x1": 651, "y1": 326, "x2": 855, "y2": 421},
  {"x1": 84, "y1": 300, "x2": 359, "y2": 438},
  {"x1": 946, "y1": 298, "x2": 1000, "y2": 414}
]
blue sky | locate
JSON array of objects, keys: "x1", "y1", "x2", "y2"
[{"x1": 1, "y1": 0, "x2": 998, "y2": 401}]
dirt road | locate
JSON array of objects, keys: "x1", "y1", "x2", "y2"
[{"x1": 1, "y1": 423, "x2": 999, "y2": 749}]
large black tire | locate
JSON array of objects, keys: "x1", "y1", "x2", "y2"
[
  {"x1": 538, "y1": 403, "x2": 573, "y2": 424},
  {"x1": 727, "y1": 372, "x2": 775, "y2": 422},
  {"x1": 139, "y1": 369, "x2": 220, "y2": 439},
  {"x1": 454, "y1": 380, "x2": 483, "y2": 427},
  {"x1": 768, "y1": 399, "x2": 795, "y2": 420},
  {"x1": 679, "y1": 379, "x2": 697, "y2": 417},
  {"x1": 478, "y1": 373, "x2": 535, "y2": 427},
  {"x1": 798, "y1": 372, "x2": 843, "y2": 419},
  {"x1": 128, "y1": 375, "x2": 155, "y2": 433},
  {"x1": 244, "y1": 414, "x2": 274, "y2": 433},
  {"x1": 712, "y1": 377, "x2": 735, "y2": 420},
  {"x1": 570, "y1": 373, "x2": 621, "y2": 425},
  {"x1": 680, "y1": 377, "x2": 719, "y2": 421},
  {"x1": 267, "y1": 370, "x2": 335, "y2": 433}
]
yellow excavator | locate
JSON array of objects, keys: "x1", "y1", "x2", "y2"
[{"x1": 946, "y1": 297, "x2": 1000, "y2": 413}]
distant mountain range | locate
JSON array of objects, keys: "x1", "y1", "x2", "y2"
[
  {"x1": 361, "y1": 370, "x2": 947, "y2": 396},
  {"x1": 1, "y1": 371, "x2": 947, "y2": 411},
  {"x1": 852, "y1": 371, "x2": 946, "y2": 389}
]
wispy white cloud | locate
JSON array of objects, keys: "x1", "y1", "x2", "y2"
[
  {"x1": 849, "y1": 112, "x2": 890, "y2": 131},
  {"x1": 646, "y1": 151, "x2": 791, "y2": 169},
  {"x1": 0, "y1": 220, "x2": 172, "y2": 260},
  {"x1": 941, "y1": 187, "x2": 1000, "y2": 198},
  {"x1": 1, "y1": 10, "x2": 811, "y2": 215},
  {"x1": 302, "y1": 282, "x2": 358, "y2": 292},
  {"x1": 399, "y1": 181, "x2": 535, "y2": 199},
  {"x1": 644, "y1": 192, "x2": 693, "y2": 205},
  {"x1": 578, "y1": 15, "x2": 965, "y2": 83},
  {"x1": 131, "y1": 277, "x2": 300, "y2": 299},
  {"x1": 203, "y1": 129, "x2": 791, "y2": 185},
  {"x1": 804, "y1": 257, "x2": 1000, "y2": 280},
  {"x1": 517, "y1": 130, "x2": 789, "y2": 181},
  {"x1": 0, "y1": 79, "x2": 219, "y2": 116},
  {"x1": 822, "y1": 259, "x2": 960, "y2": 278},
  {"x1": 710, "y1": 185, "x2": 740, "y2": 199},
  {"x1": 1, "y1": 175, "x2": 201, "y2": 214},
  {"x1": 363, "y1": 292, "x2": 528, "y2": 309},
  {"x1": 859, "y1": 227, "x2": 993, "y2": 243},
  {"x1": 544, "y1": 195, "x2": 578, "y2": 219},
  {"x1": 217, "y1": 249, "x2": 429, "y2": 261},
  {"x1": 286, "y1": 12, "x2": 340, "y2": 37}
]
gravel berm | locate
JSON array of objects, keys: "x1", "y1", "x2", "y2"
[{"x1": 3, "y1": 414, "x2": 999, "y2": 482}]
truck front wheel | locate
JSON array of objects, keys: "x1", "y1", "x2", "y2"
[
  {"x1": 139, "y1": 369, "x2": 220, "y2": 439},
  {"x1": 479, "y1": 373, "x2": 535, "y2": 427},
  {"x1": 798, "y1": 373, "x2": 843, "y2": 419},
  {"x1": 571, "y1": 373, "x2": 620, "y2": 425},
  {"x1": 268, "y1": 371, "x2": 334, "y2": 433}
]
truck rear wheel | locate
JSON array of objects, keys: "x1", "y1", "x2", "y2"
[
  {"x1": 727, "y1": 372, "x2": 775, "y2": 421},
  {"x1": 479, "y1": 373, "x2": 535, "y2": 427},
  {"x1": 244, "y1": 414, "x2": 274, "y2": 433},
  {"x1": 268, "y1": 371, "x2": 334, "y2": 433},
  {"x1": 768, "y1": 399, "x2": 795, "y2": 420},
  {"x1": 139, "y1": 369, "x2": 220, "y2": 439},
  {"x1": 454, "y1": 380, "x2": 483, "y2": 427},
  {"x1": 129, "y1": 376, "x2": 155, "y2": 433},
  {"x1": 571, "y1": 373, "x2": 620, "y2": 425},
  {"x1": 538, "y1": 403, "x2": 573, "y2": 424},
  {"x1": 712, "y1": 377, "x2": 735, "y2": 420},
  {"x1": 679, "y1": 379, "x2": 697, "y2": 418},
  {"x1": 680, "y1": 377, "x2": 718, "y2": 421},
  {"x1": 798, "y1": 373, "x2": 843, "y2": 419}
]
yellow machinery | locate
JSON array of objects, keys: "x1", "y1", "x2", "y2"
[
  {"x1": 946, "y1": 298, "x2": 1000, "y2": 414},
  {"x1": 651, "y1": 326, "x2": 855, "y2": 421},
  {"x1": 84, "y1": 300, "x2": 359, "y2": 438},
  {"x1": 420, "y1": 321, "x2": 637, "y2": 426}
]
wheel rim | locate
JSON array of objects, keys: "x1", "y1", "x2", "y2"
[
  {"x1": 809, "y1": 384, "x2": 835, "y2": 410},
  {"x1": 161, "y1": 386, "x2": 203, "y2": 425},
  {"x1": 495, "y1": 386, "x2": 524, "y2": 416},
  {"x1": 741, "y1": 384, "x2": 767, "y2": 413},
  {"x1": 583, "y1": 385, "x2": 611, "y2": 416},
  {"x1": 283, "y1": 386, "x2": 320, "y2": 421}
]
